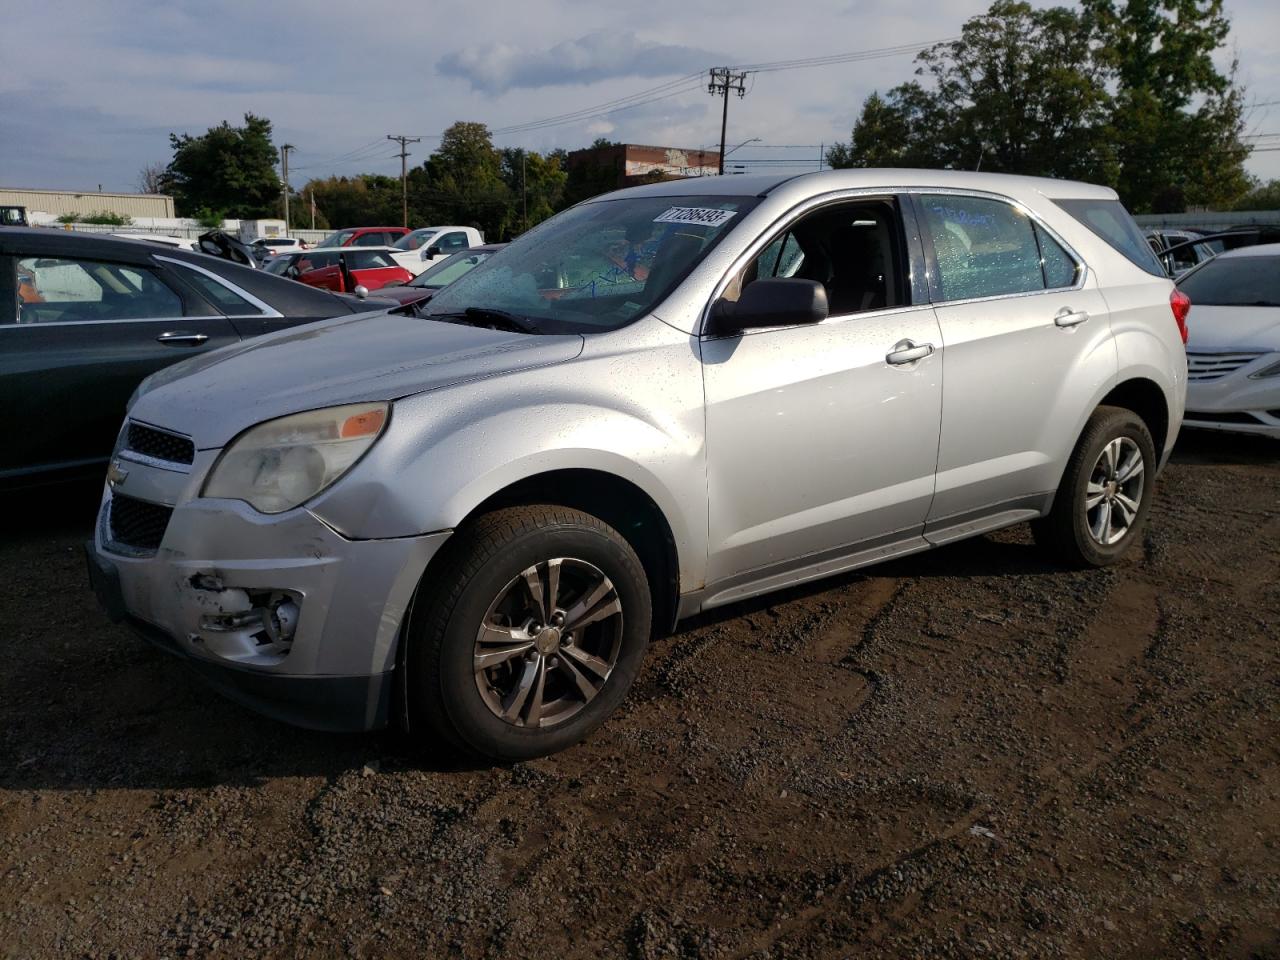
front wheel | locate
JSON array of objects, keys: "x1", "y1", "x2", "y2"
[
  {"x1": 405, "y1": 505, "x2": 651, "y2": 761},
  {"x1": 1032, "y1": 405, "x2": 1157, "y2": 567}
]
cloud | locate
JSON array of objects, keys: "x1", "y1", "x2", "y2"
[{"x1": 440, "y1": 30, "x2": 723, "y2": 93}]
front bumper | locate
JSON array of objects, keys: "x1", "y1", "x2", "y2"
[
  {"x1": 88, "y1": 463, "x2": 450, "y2": 732},
  {"x1": 1186, "y1": 359, "x2": 1280, "y2": 440}
]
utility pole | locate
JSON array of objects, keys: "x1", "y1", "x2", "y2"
[
  {"x1": 309, "y1": 189, "x2": 315, "y2": 230},
  {"x1": 280, "y1": 143, "x2": 295, "y2": 230},
  {"x1": 387, "y1": 134, "x2": 421, "y2": 228},
  {"x1": 707, "y1": 68, "x2": 748, "y2": 175},
  {"x1": 521, "y1": 149, "x2": 528, "y2": 234}
]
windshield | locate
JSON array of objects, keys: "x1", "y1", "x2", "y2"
[
  {"x1": 410, "y1": 249, "x2": 495, "y2": 288},
  {"x1": 1178, "y1": 255, "x2": 1280, "y2": 307},
  {"x1": 319, "y1": 229, "x2": 356, "y2": 248},
  {"x1": 394, "y1": 228, "x2": 438, "y2": 251},
  {"x1": 424, "y1": 195, "x2": 757, "y2": 334}
]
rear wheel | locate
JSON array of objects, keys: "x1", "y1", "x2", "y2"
[
  {"x1": 405, "y1": 505, "x2": 651, "y2": 760},
  {"x1": 1033, "y1": 406, "x2": 1156, "y2": 567}
]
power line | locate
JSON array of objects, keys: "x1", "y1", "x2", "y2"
[
  {"x1": 492, "y1": 76, "x2": 706, "y2": 136},
  {"x1": 727, "y1": 39, "x2": 958, "y2": 74}
]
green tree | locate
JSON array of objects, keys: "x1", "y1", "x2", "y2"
[
  {"x1": 828, "y1": 0, "x2": 1250, "y2": 212},
  {"x1": 1082, "y1": 0, "x2": 1249, "y2": 211},
  {"x1": 408, "y1": 122, "x2": 512, "y2": 238},
  {"x1": 828, "y1": 2, "x2": 1113, "y2": 179},
  {"x1": 305, "y1": 175, "x2": 400, "y2": 228},
  {"x1": 164, "y1": 114, "x2": 281, "y2": 218},
  {"x1": 499, "y1": 148, "x2": 567, "y2": 235},
  {"x1": 1233, "y1": 178, "x2": 1280, "y2": 211}
]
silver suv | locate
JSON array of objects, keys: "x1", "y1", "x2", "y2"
[{"x1": 87, "y1": 170, "x2": 1188, "y2": 760}]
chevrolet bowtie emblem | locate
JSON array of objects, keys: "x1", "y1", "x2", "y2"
[{"x1": 107, "y1": 461, "x2": 129, "y2": 488}]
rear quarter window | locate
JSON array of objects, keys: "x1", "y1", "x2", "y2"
[{"x1": 1054, "y1": 198, "x2": 1165, "y2": 277}]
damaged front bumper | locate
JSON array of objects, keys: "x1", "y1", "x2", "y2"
[{"x1": 87, "y1": 448, "x2": 449, "y2": 732}]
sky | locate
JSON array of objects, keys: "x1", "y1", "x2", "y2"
[{"x1": 3, "y1": 0, "x2": 1279, "y2": 195}]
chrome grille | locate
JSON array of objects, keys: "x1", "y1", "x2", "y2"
[
  {"x1": 1186, "y1": 352, "x2": 1263, "y2": 382},
  {"x1": 125, "y1": 422, "x2": 195, "y2": 465}
]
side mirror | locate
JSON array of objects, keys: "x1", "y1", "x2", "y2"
[
  {"x1": 353, "y1": 284, "x2": 370, "y2": 300},
  {"x1": 708, "y1": 278, "x2": 828, "y2": 335},
  {"x1": 423, "y1": 244, "x2": 442, "y2": 259}
]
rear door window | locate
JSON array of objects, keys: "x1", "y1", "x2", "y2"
[
  {"x1": 170, "y1": 264, "x2": 265, "y2": 315},
  {"x1": 919, "y1": 195, "x2": 1044, "y2": 301},
  {"x1": 1054, "y1": 198, "x2": 1164, "y2": 276},
  {"x1": 1036, "y1": 226, "x2": 1081, "y2": 289}
]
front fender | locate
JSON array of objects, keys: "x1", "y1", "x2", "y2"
[{"x1": 309, "y1": 322, "x2": 708, "y2": 590}]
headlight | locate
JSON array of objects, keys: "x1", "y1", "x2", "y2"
[
  {"x1": 1248, "y1": 358, "x2": 1280, "y2": 379},
  {"x1": 202, "y1": 403, "x2": 388, "y2": 514}
]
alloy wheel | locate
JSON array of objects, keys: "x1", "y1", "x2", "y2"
[
  {"x1": 1084, "y1": 436, "x2": 1145, "y2": 545},
  {"x1": 473, "y1": 558, "x2": 624, "y2": 728}
]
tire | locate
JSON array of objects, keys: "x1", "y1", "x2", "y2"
[
  {"x1": 405, "y1": 505, "x2": 651, "y2": 761},
  {"x1": 1032, "y1": 405, "x2": 1157, "y2": 568}
]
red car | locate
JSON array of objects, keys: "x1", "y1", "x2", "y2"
[
  {"x1": 295, "y1": 248, "x2": 413, "y2": 293},
  {"x1": 316, "y1": 226, "x2": 411, "y2": 248}
]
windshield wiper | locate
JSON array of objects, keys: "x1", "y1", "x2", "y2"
[{"x1": 426, "y1": 307, "x2": 539, "y2": 334}]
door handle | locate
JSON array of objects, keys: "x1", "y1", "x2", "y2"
[
  {"x1": 1054, "y1": 308, "x2": 1089, "y2": 328},
  {"x1": 886, "y1": 339, "x2": 934, "y2": 365},
  {"x1": 156, "y1": 331, "x2": 209, "y2": 346}
]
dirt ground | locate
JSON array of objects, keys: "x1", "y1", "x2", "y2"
[{"x1": 1, "y1": 430, "x2": 1277, "y2": 960}]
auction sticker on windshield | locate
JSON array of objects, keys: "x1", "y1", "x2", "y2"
[{"x1": 653, "y1": 207, "x2": 738, "y2": 227}]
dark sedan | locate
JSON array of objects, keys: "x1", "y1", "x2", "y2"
[{"x1": 1, "y1": 229, "x2": 388, "y2": 488}]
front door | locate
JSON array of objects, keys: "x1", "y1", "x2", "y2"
[
  {"x1": 0, "y1": 254, "x2": 239, "y2": 481},
  {"x1": 700, "y1": 197, "x2": 944, "y2": 602}
]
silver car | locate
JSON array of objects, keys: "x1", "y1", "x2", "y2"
[{"x1": 87, "y1": 170, "x2": 1187, "y2": 760}]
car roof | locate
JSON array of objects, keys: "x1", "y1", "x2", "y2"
[
  {"x1": 593, "y1": 168, "x2": 1118, "y2": 202},
  {"x1": 1217, "y1": 242, "x2": 1280, "y2": 259},
  {"x1": 0, "y1": 228, "x2": 358, "y2": 315}
]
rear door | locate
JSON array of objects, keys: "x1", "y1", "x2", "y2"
[
  {"x1": 913, "y1": 192, "x2": 1114, "y2": 539},
  {"x1": 0, "y1": 253, "x2": 238, "y2": 481}
]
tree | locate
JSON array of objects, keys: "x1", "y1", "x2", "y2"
[
  {"x1": 1234, "y1": 179, "x2": 1280, "y2": 211},
  {"x1": 499, "y1": 148, "x2": 567, "y2": 235},
  {"x1": 136, "y1": 162, "x2": 166, "y2": 195},
  {"x1": 828, "y1": 0, "x2": 1250, "y2": 211},
  {"x1": 165, "y1": 114, "x2": 281, "y2": 218},
  {"x1": 827, "y1": 3, "x2": 1113, "y2": 179},
  {"x1": 304, "y1": 175, "x2": 400, "y2": 228},
  {"x1": 409, "y1": 122, "x2": 513, "y2": 239},
  {"x1": 1082, "y1": 0, "x2": 1250, "y2": 211}
]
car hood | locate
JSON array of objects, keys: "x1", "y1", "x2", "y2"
[
  {"x1": 365, "y1": 284, "x2": 434, "y2": 305},
  {"x1": 131, "y1": 311, "x2": 584, "y2": 448},
  {"x1": 1185, "y1": 304, "x2": 1280, "y2": 352}
]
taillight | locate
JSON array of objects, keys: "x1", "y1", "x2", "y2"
[{"x1": 1170, "y1": 288, "x2": 1191, "y2": 344}]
